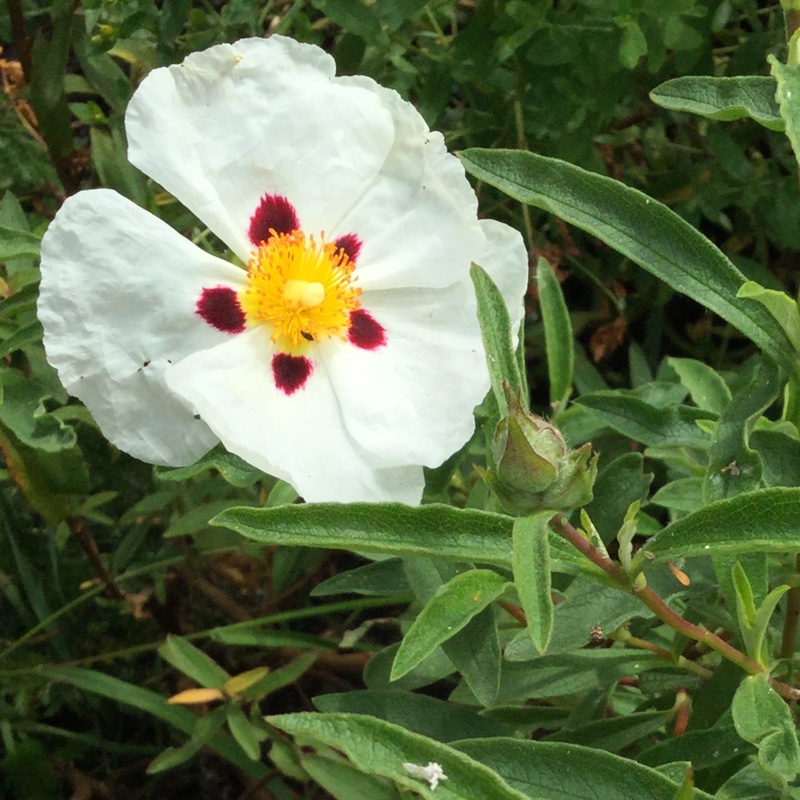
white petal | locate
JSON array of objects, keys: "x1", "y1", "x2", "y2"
[
  {"x1": 126, "y1": 36, "x2": 395, "y2": 261},
  {"x1": 333, "y1": 74, "x2": 485, "y2": 291},
  {"x1": 165, "y1": 328, "x2": 425, "y2": 503},
  {"x1": 475, "y1": 219, "x2": 529, "y2": 344},
  {"x1": 320, "y1": 281, "x2": 488, "y2": 467},
  {"x1": 38, "y1": 189, "x2": 246, "y2": 465}
]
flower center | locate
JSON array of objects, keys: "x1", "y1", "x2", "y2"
[{"x1": 239, "y1": 230, "x2": 362, "y2": 351}]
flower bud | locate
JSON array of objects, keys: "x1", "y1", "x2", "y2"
[{"x1": 486, "y1": 388, "x2": 597, "y2": 514}]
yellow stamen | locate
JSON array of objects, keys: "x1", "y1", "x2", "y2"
[{"x1": 239, "y1": 230, "x2": 361, "y2": 351}]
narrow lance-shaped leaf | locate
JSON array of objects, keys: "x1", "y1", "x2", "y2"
[
  {"x1": 536, "y1": 257, "x2": 574, "y2": 410},
  {"x1": 158, "y1": 634, "x2": 230, "y2": 688},
  {"x1": 459, "y1": 149, "x2": 799, "y2": 381},
  {"x1": 391, "y1": 569, "x2": 510, "y2": 681},
  {"x1": 471, "y1": 264, "x2": 523, "y2": 415},
  {"x1": 771, "y1": 56, "x2": 800, "y2": 168},
  {"x1": 634, "y1": 487, "x2": 800, "y2": 567},
  {"x1": 268, "y1": 712, "x2": 531, "y2": 800},
  {"x1": 213, "y1": 502, "x2": 594, "y2": 576},
  {"x1": 512, "y1": 512, "x2": 554, "y2": 655},
  {"x1": 649, "y1": 75, "x2": 782, "y2": 130}
]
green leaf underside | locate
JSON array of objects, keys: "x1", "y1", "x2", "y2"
[
  {"x1": 636, "y1": 487, "x2": 800, "y2": 566},
  {"x1": 459, "y1": 149, "x2": 799, "y2": 380},
  {"x1": 391, "y1": 569, "x2": 509, "y2": 680},
  {"x1": 213, "y1": 503, "x2": 590, "y2": 575},
  {"x1": 649, "y1": 75, "x2": 782, "y2": 130},
  {"x1": 576, "y1": 393, "x2": 714, "y2": 449},
  {"x1": 314, "y1": 690, "x2": 513, "y2": 742},
  {"x1": 471, "y1": 263, "x2": 523, "y2": 414},
  {"x1": 537, "y1": 257, "x2": 574, "y2": 407},
  {"x1": 453, "y1": 739, "x2": 715, "y2": 800},
  {"x1": 268, "y1": 712, "x2": 531, "y2": 800},
  {"x1": 512, "y1": 513, "x2": 554, "y2": 654}
]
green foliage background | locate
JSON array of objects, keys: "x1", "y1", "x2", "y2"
[{"x1": 3, "y1": 1, "x2": 800, "y2": 798}]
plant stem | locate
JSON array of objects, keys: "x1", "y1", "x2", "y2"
[
  {"x1": 68, "y1": 517, "x2": 125, "y2": 601},
  {"x1": 549, "y1": 514, "x2": 800, "y2": 701}
]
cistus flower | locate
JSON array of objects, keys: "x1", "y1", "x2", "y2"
[{"x1": 37, "y1": 36, "x2": 527, "y2": 503}]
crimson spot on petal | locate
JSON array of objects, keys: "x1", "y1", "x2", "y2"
[
  {"x1": 335, "y1": 233, "x2": 362, "y2": 264},
  {"x1": 249, "y1": 194, "x2": 299, "y2": 245},
  {"x1": 197, "y1": 286, "x2": 245, "y2": 333},
  {"x1": 273, "y1": 353, "x2": 313, "y2": 395},
  {"x1": 348, "y1": 309, "x2": 386, "y2": 350}
]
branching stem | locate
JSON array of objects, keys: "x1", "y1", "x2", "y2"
[{"x1": 549, "y1": 514, "x2": 800, "y2": 701}]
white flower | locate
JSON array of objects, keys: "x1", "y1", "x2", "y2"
[
  {"x1": 37, "y1": 36, "x2": 527, "y2": 503},
  {"x1": 403, "y1": 761, "x2": 448, "y2": 790}
]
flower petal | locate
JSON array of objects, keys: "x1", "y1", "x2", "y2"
[
  {"x1": 475, "y1": 219, "x2": 529, "y2": 343},
  {"x1": 38, "y1": 189, "x2": 246, "y2": 465},
  {"x1": 331, "y1": 75, "x2": 485, "y2": 291},
  {"x1": 126, "y1": 36, "x2": 395, "y2": 261},
  {"x1": 319, "y1": 280, "x2": 488, "y2": 467},
  {"x1": 165, "y1": 328, "x2": 425, "y2": 503}
]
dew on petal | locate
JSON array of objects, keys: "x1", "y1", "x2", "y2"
[
  {"x1": 348, "y1": 308, "x2": 386, "y2": 350},
  {"x1": 196, "y1": 286, "x2": 246, "y2": 333},
  {"x1": 249, "y1": 194, "x2": 300, "y2": 245},
  {"x1": 272, "y1": 352, "x2": 312, "y2": 394},
  {"x1": 334, "y1": 233, "x2": 362, "y2": 264}
]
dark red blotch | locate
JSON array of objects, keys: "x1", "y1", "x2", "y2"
[
  {"x1": 334, "y1": 233, "x2": 362, "y2": 264},
  {"x1": 196, "y1": 286, "x2": 245, "y2": 333},
  {"x1": 272, "y1": 353, "x2": 313, "y2": 395},
  {"x1": 348, "y1": 309, "x2": 386, "y2": 350},
  {"x1": 249, "y1": 194, "x2": 299, "y2": 245}
]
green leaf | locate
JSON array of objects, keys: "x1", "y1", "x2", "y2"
[
  {"x1": 489, "y1": 651, "x2": 663, "y2": 703},
  {"x1": 311, "y1": 558, "x2": 411, "y2": 597},
  {"x1": 716, "y1": 761, "x2": 787, "y2": 800},
  {"x1": 512, "y1": 513, "x2": 554, "y2": 655},
  {"x1": 770, "y1": 56, "x2": 800, "y2": 167},
  {"x1": 737, "y1": 282, "x2": 800, "y2": 352},
  {"x1": 649, "y1": 76, "x2": 782, "y2": 130},
  {"x1": 668, "y1": 358, "x2": 732, "y2": 415},
  {"x1": 148, "y1": 706, "x2": 228, "y2": 774},
  {"x1": 310, "y1": 0, "x2": 384, "y2": 41},
  {"x1": 703, "y1": 358, "x2": 780, "y2": 503},
  {"x1": 268, "y1": 712, "x2": 531, "y2": 799},
  {"x1": 750, "y1": 429, "x2": 800, "y2": 488},
  {"x1": 617, "y1": 17, "x2": 647, "y2": 69},
  {"x1": 391, "y1": 569, "x2": 510, "y2": 681},
  {"x1": 536, "y1": 258, "x2": 573, "y2": 408},
  {"x1": 0, "y1": 367, "x2": 75, "y2": 452},
  {"x1": 301, "y1": 754, "x2": 401, "y2": 800},
  {"x1": 314, "y1": 690, "x2": 513, "y2": 742},
  {"x1": 226, "y1": 705, "x2": 265, "y2": 761},
  {"x1": 584, "y1": 452, "x2": 653, "y2": 544},
  {"x1": 43, "y1": 666, "x2": 266, "y2": 776},
  {"x1": 576, "y1": 392, "x2": 714, "y2": 449},
  {"x1": 543, "y1": 709, "x2": 672, "y2": 753},
  {"x1": 471, "y1": 264, "x2": 523, "y2": 415},
  {"x1": 635, "y1": 487, "x2": 800, "y2": 566},
  {"x1": 453, "y1": 739, "x2": 715, "y2": 800},
  {"x1": 638, "y1": 725, "x2": 754, "y2": 770},
  {"x1": 732, "y1": 674, "x2": 800, "y2": 782},
  {"x1": 233, "y1": 653, "x2": 317, "y2": 702},
  {"x1": 213, "y1": 502, "x2": 591, "y2": 575},
  {"x1": 0, "y1": 226, "x2": 41, "y2": 260},
  {"x1": 504, "y1": 577, "x2": 649, "y2": 660},
  {"x1": 397, "y1": 557, "x2": 503, "y2": 706},
  {"x1": 158, "y1": 635, "x2": 230, "y2": 688},
  {"x1": 459, "y1": 149, "x2": 799, "y2": 380},
  {"x1": 649, "y1": 478, "x2": 704, "y2": 514},
  {"x1": 156, "y1": 446, "x2": 264, "y2": 487}
]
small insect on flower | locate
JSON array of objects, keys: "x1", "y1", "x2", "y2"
[{"x1": 37, "y1": 36, "x2": 528, "y2": 503}]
